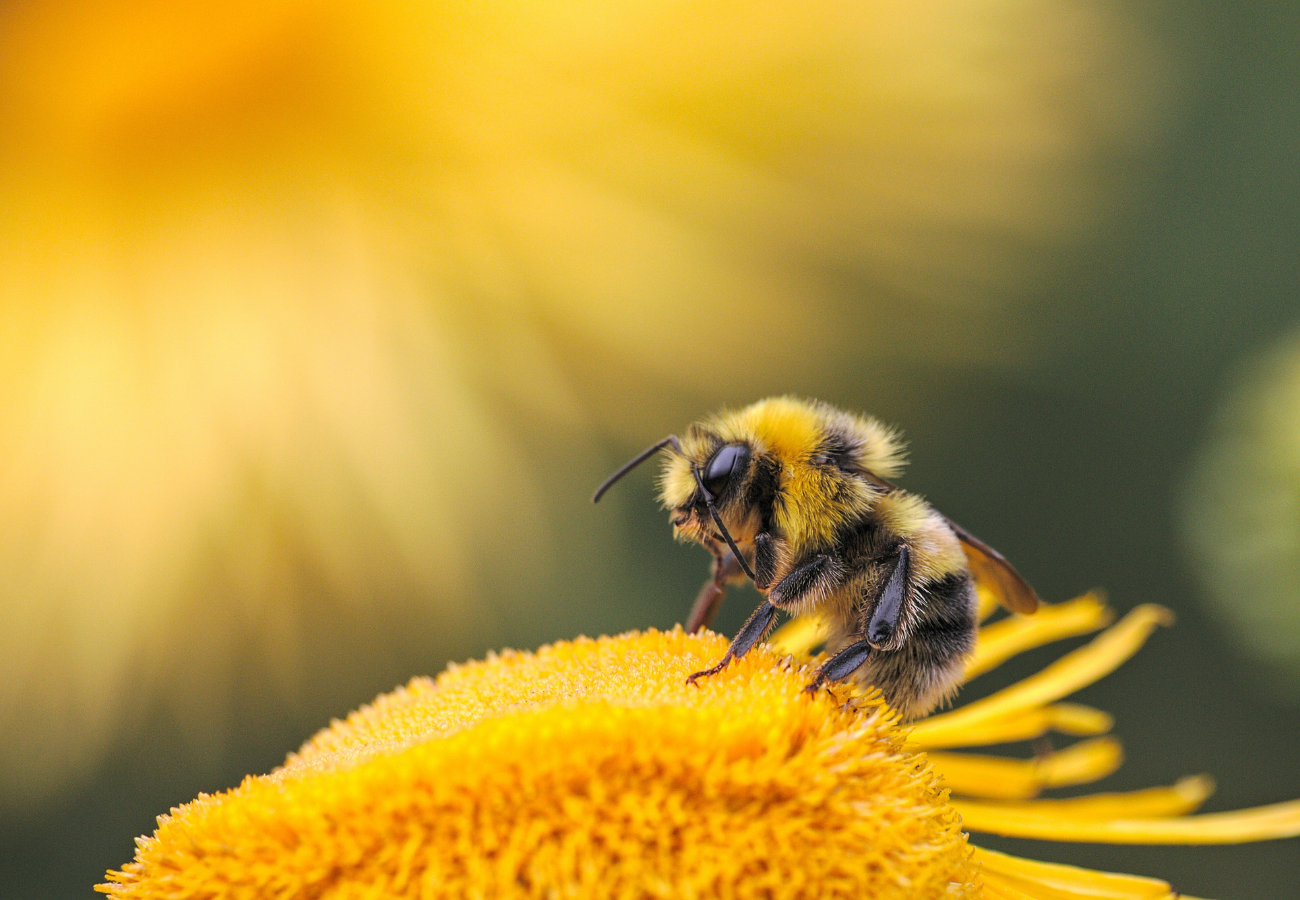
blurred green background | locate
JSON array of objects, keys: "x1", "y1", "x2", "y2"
[{"x1": 1, "y1": 1, "x2": 1297, "y2": 898}]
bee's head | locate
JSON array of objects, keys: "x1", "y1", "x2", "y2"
[
  {"x1": 659, "y1": 435, "x2": 764, "y2": 552},
  {"x1": 661, "y1": 398, "x2": 902, "y2": 551},
  {"x1": 592, "y1": 428, "x2": 764, "y2": 581},
  {"x1": 591, "y1": 397, "x2": 904, "y2": 574}
]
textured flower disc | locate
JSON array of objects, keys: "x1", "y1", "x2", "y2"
[{"x1": 103, "y1": 629, "x2": 976, "y2": 900}]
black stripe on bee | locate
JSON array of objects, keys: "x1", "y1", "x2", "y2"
[
  {"x1": 746, "y1": 455, "x2": 782, "y2": 532},
  {"x1": 833, "y1": 514, "x2": 895, "y2": 577},
  {"x1": 814, "y1": 432, "x2": 861, "y2": 474}
]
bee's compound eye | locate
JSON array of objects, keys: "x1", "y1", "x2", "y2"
[{"x1": 701, "y1": 443, "x2": 750, "y2": 497}]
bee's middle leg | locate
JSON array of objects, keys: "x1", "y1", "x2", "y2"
[
  {"x1": 686, "y1": 600, "x2": 778, "y2": 686},
  {"x1": 804, "y1": 640, "x2": 873, "y2": 695},
  {"x1": 687, "y1": 551, "x2": 838, "y2": 686}
]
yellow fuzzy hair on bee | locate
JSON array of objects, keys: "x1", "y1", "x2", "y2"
[{"x1": 660, "y1": 397, "x2": 906, "y2": 552}]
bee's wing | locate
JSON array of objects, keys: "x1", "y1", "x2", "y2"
[
  {"x1": 944, "y1": 518, "x2": 1040, "y2": 615},
  {"x1": 858, "y1": 469, "x2": 1039, "y2": 615}
]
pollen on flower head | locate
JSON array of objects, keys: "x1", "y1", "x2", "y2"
[{"x1": 100, "y1": 629, "x2": 976, "y2": 900}]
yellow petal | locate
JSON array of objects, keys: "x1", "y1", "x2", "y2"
[
  {"x1": 909, "y1": 703, "x2": 1113, "y2": 750},
  {"x1": 977, "y1": 583, "x2": 1002, "y2": 622},
  {"x1": 965, "y1": 592, "x2": 1114, "y2": 681},
  {"x1": 981, "y1": 879, "x2": 1042, "y2": 900},
  {"x1": 1034, "y1": 737, "x2": 1125, "y2": 789},
  {"x1": 957, "y1": 796, "x2": 1300, "y2": 844},
  {"x1": 1045, "y1": 703, "x2": 1116, "y2": 737},
  {"x1": 958, "y1": 776, "x2": 1214, "y2": 821},
  {"x1": 931, "y1": 737, "x2": 1123, "y2": 800},
  {"x1": 973, "y1": 846, "x2": 1178, "y2": 899},
  {"x1": 910, "y1": 605, "x2": 1172, "y2": 747},
  {"x1": 767, "y1": 612, "x2": 828, "y2": 658}
]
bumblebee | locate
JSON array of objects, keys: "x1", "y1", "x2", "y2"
[{"x1": 593, "y1": 397, "x2": 1039, "y2": 719}]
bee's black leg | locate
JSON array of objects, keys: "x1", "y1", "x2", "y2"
[
  {"x1": 804, "y1": 639, "x2": 873, "y2": 695},
  {"x1": 767, "y1": 553, "x2": 838, "y2": 608},
  {"x1": 752, "y1": 532, "x2": 777, "y2": 591},
  {"x1": 865, "y1": 545, "x2": 910, "y2": 649},
  {"x1": 686, "y1": 600, "x2": 778, "y2": 686},
  {"x1": 686, "y1": 550, "x2": 745, "y2": 633}
]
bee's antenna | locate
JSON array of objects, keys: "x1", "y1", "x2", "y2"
[
  {"x1": 592, "y1": 433, "x2": 757, "y2": 583},
  {"x1": 692, "y1": 472, "x2": 757, "y2": 583},
  {"x1": 592, "y1": 435, "x2": 685, "y2": 504}
]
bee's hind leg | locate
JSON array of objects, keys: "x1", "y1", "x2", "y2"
[
  {"x1": 803, "y1": 640, "x2": 873, "y2": 695},
  {"x1": 804, "y1": 546, "x2": 905, "y2": 695},
  {"x1": 686, "y1": 601, "x2": 777, "y2": 686}
]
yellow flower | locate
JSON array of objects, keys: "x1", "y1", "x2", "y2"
[{"x1": 101, "y1": 594, "x2": 1300, "y2": 899}]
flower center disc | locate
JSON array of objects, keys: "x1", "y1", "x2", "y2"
[{"x1": 104, "y1": 630, "x2": 976, "y2": 900}]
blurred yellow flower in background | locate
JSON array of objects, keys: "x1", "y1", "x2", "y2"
[
  {"x1": 101, "y1": 601, "x2": 1300, "y2": 899},
  {"x1": 1182, "y1": 329, "x2": 1300, "y2": 698},
  {"x1": 0, "y1": 0, "x2": 1166, "y2": 807}
]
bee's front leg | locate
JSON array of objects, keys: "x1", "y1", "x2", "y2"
[
  {"x1": 685, "y1": 531, "x2": 780, "y2": 632},
  {"x1": 686, "y1": 600, "x2": 778, "y2": 686},
  {"x1": 685, "y1": 548, "x2": 746, "y2": 633}
]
